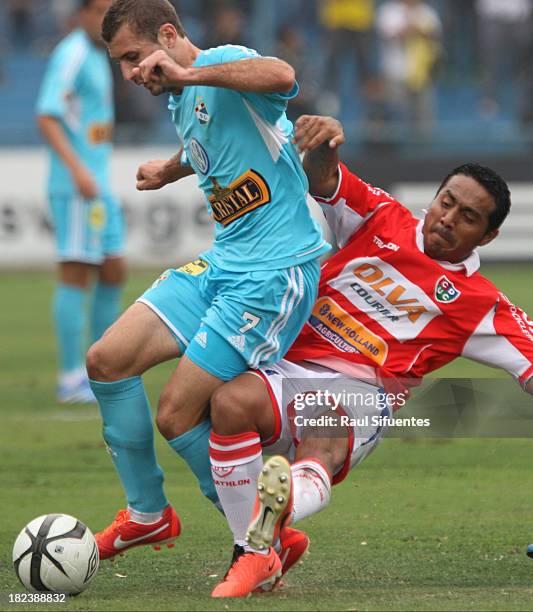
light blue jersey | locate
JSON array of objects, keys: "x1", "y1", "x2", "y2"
[
  {"x1": 168, "y1": 45, "x2": 330, "y2": 271},
  {"x1": 36, "y1": 29, "x2": 114, "y2": 196}
]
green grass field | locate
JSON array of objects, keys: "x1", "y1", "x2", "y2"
[{"x1": 1, "y1": 264, "x2": 533, "y2": 611}]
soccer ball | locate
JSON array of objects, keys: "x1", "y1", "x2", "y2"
[{"x1": 12, "y1": 514, "x2": 99, "y2": 594}]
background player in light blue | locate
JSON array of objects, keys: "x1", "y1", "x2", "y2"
[
  {"x1": 36, "y1": 0, "x2": 126, "y2": 404},
  {"x1": 86, "y1": 0, "x2": 330, "y2": 558}
]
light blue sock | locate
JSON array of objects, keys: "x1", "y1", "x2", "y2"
[
  {"x1": 168, "y1": 420, "x2": 221, "y2": 509},
  {"x1": 91, "y1": 282, "x2": 122, "y2": 343},
  {"x1": 90, "y1": 376, "x2": 168, "y2": 513},
  {"x1": 53, "y1": 284, "x2": 87, "y2": 372}
]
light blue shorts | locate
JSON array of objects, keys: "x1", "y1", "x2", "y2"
[
  {"x1": 49, "y1": 193, "x2": 125, "y2": 264},
  {"x1": 137, "y1": 253, "x2": 320, "y2": 381}
]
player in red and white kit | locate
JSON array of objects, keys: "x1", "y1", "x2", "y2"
[{"x1": 208, "y1": 115, "x2": 533, "y2": 598}]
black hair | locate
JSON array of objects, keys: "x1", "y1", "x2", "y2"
[
  {"x1": 101, "y1": 0, "x2": 185, "y2": 43},
  {"x1": 436, "y1": 162, "x2": 511, "y2": 232}
]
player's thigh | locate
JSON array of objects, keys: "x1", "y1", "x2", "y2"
[
  {"x1": 257, "y1": 361, "x2": 348, "y2": 473},
  {"x1": 86, "y1": 301, "x2": 181, "y2": 380},
  {"x1": 296, "y1": 406, "x2": 349, "y2": 472},
  {"x1": 209, "y1": 372, "x2": 276, "y2": 437},
  {"x1": 138, "y1": 262, "x2": 211, "y2": 355}
]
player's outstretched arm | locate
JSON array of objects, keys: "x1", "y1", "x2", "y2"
[
  {"x1": 135, "y1": 50, "x2": 295, "y2": 94},
  {"x1": 295, "y1": 115, "x2": 345, "y2": 198},
  {"x1": 136, "y1": 150, "x2": 195, "y2": 191},
  {"x1": 37, "y1": 115, "x2": 98, "y2": 199},
  {"x1": 185, "y1": 57, "x2": 295, "y2": 93}
]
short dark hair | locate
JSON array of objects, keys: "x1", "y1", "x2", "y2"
[
  {"x1": 102, "y1": 0, "x2": 185, "y2": 44},
  {"x1": 436, "y1": 162, "x2": 511, "y2": 233}
]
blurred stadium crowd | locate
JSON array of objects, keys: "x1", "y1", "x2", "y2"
[{"x1": 2, "y1": 0, "x2": 533, "y2": 155}]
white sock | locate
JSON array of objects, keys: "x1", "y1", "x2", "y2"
[
  {"x1": 290, "y1": 459, "x2": 332, "y2": 524},
  {"x1": 128, "y1": 506, "x2": 164, "y2": 524},
  {"x1": 209, "y1": 431, "x2": 264, "y2": 549}
]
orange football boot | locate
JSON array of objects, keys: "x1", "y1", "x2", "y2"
[
  {"x1": 96, "y1": 505, "x2": 180, "y2": 560},
  {"x1": 211, "y1": 545, "x2": 281, "y2": 598},
  {"x1": 253, "y1": 526, "x2": 310, "y2": 593},
  {"x1": 278, "y1": 526, "x2": 310, "y2": 575}
]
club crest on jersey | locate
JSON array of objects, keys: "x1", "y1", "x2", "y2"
[
  {"x1": 435, "y1": 276, "x2": 461, "y2": 303},
  {"x1": 195, "y1": 99, "x2": 210, "y2": 125}
]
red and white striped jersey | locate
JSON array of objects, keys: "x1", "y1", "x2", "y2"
[{"x1": 286, "y1": 163, "x2": 533, "y2": 391}]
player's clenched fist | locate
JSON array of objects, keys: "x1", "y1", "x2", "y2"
[
  {"x1": 136, "y1": 153, "x2": 191, "y2": 191},
  {"x1": 293, "y1": 115, "x2": 345, "y2": 153},
  {"x1": 136, "y1": 159, "x2": 172, "y2": 191},
  {"x1": 132, "y1": 50, "x2": 189, "y2": 93}
]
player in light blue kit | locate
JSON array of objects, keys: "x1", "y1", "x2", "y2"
[
  {"x1": 87, "y1": 0, "x2": 330, "y2": 559},
  {"x1": 36, "y1": 0, "x2": 126, "y2": 404}
]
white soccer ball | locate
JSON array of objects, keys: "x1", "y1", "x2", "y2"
[{"x1": 12, "y1": 514, "x2": 99, "y2": 595}]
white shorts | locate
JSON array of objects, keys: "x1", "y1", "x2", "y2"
[{"x1": 255, "y1": 360, "x2": 391, "y2": 485}]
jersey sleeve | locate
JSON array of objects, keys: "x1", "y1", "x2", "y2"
[
  {"x1": 462, "y1": 292, "x2": 533, "y2": 388},
  {"x1": 203, "y1": 45, "x2": 298, "y2": 125},
  {"x1": 36, "y1": 40, "x2": 87, "y2": 118},
  {"x1": 313, "y1": 162, "x2": 395, "y2": 247}
]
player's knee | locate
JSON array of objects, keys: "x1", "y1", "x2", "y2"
[
  {"x1": 156, "y1": 388, "x2": 180, "y2": 438},
  {"x1": 210, "y1": 384, "x2": 256, "y2": 435},
  {"x1": 155, "y1": 410, "x2": 172, "y2": 439},
  {"x1": 100, "y1": 257, "x2": 127, "y2": 285},
  {"x1": 86, "y1": 339, "x2": 124, "y2": 382},
  {"x1": 156, "y1": 386, "x2": 203, "y2": 439}
]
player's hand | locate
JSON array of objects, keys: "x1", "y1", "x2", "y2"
[
  {"x1": 73, "y1": 165, "x2": 98, "y2": 199},
  {"x1": 136, "y1": 159, "x2": 174, "y2": 190},
  {"x1": 133, "y1": 50, "x2": 190, "y2": 90},
  {"x1": 293, "y1": 115, "x2": 345, "y2": 153}
]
